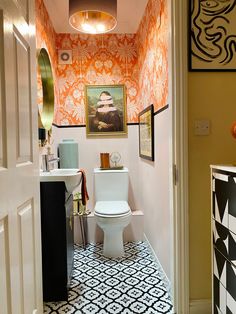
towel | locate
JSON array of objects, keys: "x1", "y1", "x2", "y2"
[{"x1": 77, "y1": 169, "x2": 89, "y2": 206}]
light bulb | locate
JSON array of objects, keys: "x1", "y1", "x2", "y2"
[
  {"x1": 96, "y1": 23, "x2": 106, "y2": 33},
  {"x1": 81, "y1": 23, "x2": 96, "y2": 34}
]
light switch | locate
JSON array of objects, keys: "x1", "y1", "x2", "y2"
[{"x1": 194, "y1": 119, "x2": 210, "y2": 136}]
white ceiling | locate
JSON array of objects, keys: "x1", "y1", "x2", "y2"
[{"x1": 43, "y1": 0, "x2": 148, "y2": 34}]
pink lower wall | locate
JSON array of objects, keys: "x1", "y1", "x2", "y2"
[{"x1": 136, "y1": 0, "x2": 172, "y2": 280}]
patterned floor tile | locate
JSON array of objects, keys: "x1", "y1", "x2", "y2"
[{"x1": 44, "y1": 242, "x2": 173, "y2": 314}]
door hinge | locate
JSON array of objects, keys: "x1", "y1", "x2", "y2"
[{"x1": 173, "y1": 164, "x2": 178, "y2": 186}]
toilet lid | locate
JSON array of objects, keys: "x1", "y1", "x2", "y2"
[{"x1": 94, "y1": 201, "x2": 130, "y2": 216}]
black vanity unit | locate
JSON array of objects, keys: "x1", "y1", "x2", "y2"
[{"x1": 40, "y1": 182, "x2": 74, "y2": 302}]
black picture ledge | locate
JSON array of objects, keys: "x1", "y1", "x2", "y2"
[
  {"x1": 52, "y1": 105, "x2": 169, "y2": 129},
  {"x1": 52, "y1": 123, "x2": 86, "y2": 128},
  {"x1": 52, "y1": 123, "x2": 139, "y2": 128},
  {"x1": 127, "y1": 122, "x2": 139, "y2": 126},
  {"x1": 154, "y1": 104, "x2": 169, "y2": 116}
]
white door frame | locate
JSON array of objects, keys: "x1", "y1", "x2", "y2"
[{"x1": 171, "y1": 0, "x2": 189, "y2": 313}]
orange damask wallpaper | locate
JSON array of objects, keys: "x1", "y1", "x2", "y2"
[
  {"x1": 35, "y1": 0, "x2": 59, "y2": 115},
  {"x1": 55, "y1": 34, "x2": 139, "y2": 125},
  {"x1": 36, "y1": 0, "x2": 169, "y2": 126},
  {"x1": 136, "y1": 0, "x2": 168, "y2": 113},
  {"x1": 35, "y1": 0, "x2": 57, "y2": 67}
]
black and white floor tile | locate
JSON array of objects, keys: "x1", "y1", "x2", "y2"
[{"x1": 44, "y1": 242, "x2": 173, "y2": 314}]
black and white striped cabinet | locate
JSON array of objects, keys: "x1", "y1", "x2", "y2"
[{"x1": 211, "y1": 166, "x2": 236, "y2": 314}]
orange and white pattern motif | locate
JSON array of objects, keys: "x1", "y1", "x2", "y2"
[
  {"x1": 136, "y1": 0, "x2": 168, "y2": 113},
  {"x1": 35, "y1": 0, "x2": 59, "y2": 116},
  {"x1": 35, "y1": 0, "x2": 169, "y2": 126},
  {"x1": 55, "y1": 34, "x2": 139, "y2": 125},
  {"x1": 35, "y1": 0, "x2": 57, "y2": 68}
]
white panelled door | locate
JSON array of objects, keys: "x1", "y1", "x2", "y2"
[{"x1": 0, "y1": 0, "x2": 43, "y2": 313}]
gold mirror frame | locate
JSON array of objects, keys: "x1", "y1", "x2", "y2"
[{"x1": 37, "y1": 48, "x2": 54, "y2": 130}]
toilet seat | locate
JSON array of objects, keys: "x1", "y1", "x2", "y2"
[{"x1": 94, "y1": 201, "x2": 131, "y2": 217}]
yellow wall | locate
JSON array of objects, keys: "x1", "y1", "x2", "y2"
[{"x1": 188, "y1": 72, "x2": 236, "y2": 299}]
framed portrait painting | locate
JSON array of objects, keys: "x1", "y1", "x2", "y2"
[
  {"x1": 85, "y1": 85, "x2": 127, "y2": 136},
  {"x1": 189, "y1": 0, "x2": 236, "y2": 71},
  {"x1": 139, "y1": 104, "x2": 154, "y2": 161}
]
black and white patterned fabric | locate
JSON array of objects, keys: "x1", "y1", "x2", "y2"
[{"x1": 44, "y1": 242, "x2": 173, "y2": 314}]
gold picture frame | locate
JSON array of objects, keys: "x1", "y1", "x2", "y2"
[
  {"x1": 139, "y1": 104, "x2": 154, "y2": 161},
  {"x1": 85, "y1": 84, "x2": 127, "y2": 137}
]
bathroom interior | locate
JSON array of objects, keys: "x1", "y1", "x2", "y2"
[
  {"x1": 4, "y1": 0, "x2": 236, "y2": 313},
  {"x1": 37, "y1": 0, "x2": 173, "y2": 312}
]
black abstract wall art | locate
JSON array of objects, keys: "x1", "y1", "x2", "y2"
[{"x1": 189, "y1": 0, "x2": 236, "y2": 71}]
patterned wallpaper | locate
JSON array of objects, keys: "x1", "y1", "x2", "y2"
[
  {"x1": 35, "y1": 0, "x2": 169, "y2": 126},
  {"x1": 35, "y1": 0, "x2": 59, "y2": 114},
  {"x1": 55, "y1": 34, "x2": 139, "y2": 125},
  {"x1": 136, "y1": 0, "x2": 168, "y2": 112}
]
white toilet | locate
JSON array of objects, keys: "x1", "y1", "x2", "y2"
[{"x1": 94, "y1": 167, "x2": 131, "y2": 258}]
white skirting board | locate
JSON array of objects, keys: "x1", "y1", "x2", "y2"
[
  {"x1": 143, "y1": 234, "x2": 172, "y2": 298},
  {"x1": 74, "y1": 210, "x2": 144, "y2": 244},
  {"x1": 189, "y1": 299, "x2": 212, "y2": 314}
]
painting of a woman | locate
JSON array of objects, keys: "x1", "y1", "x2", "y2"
[
  {"x1": 86, "y1": 85, "x2": 127, "y2": 136},
  {"x1": 91, "y1": 91, "x2": 122, "y2": 132}
]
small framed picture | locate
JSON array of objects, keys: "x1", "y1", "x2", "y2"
[
  {"x1": 85, "y1": 84, "x2": 127, "y2": 137},
  {"x1": 139, "y1": 104, "x2": 154, "y2": 161}
]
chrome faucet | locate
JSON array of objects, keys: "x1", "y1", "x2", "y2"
[{"x1": 42, "y1": 154, "x2": 60, "y2": 172}]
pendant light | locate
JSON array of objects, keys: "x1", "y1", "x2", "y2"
[{"x1": 69, "y1": 0, "x2": 117, "y2": 34}]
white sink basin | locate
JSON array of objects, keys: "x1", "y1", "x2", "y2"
[{"x1": 40, "y1": 168, "x2": 82, "y2": 193}]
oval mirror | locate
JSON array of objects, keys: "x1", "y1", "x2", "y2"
[{"x1": 37, "y1": 48, "x2": 54, "y2": 131}]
